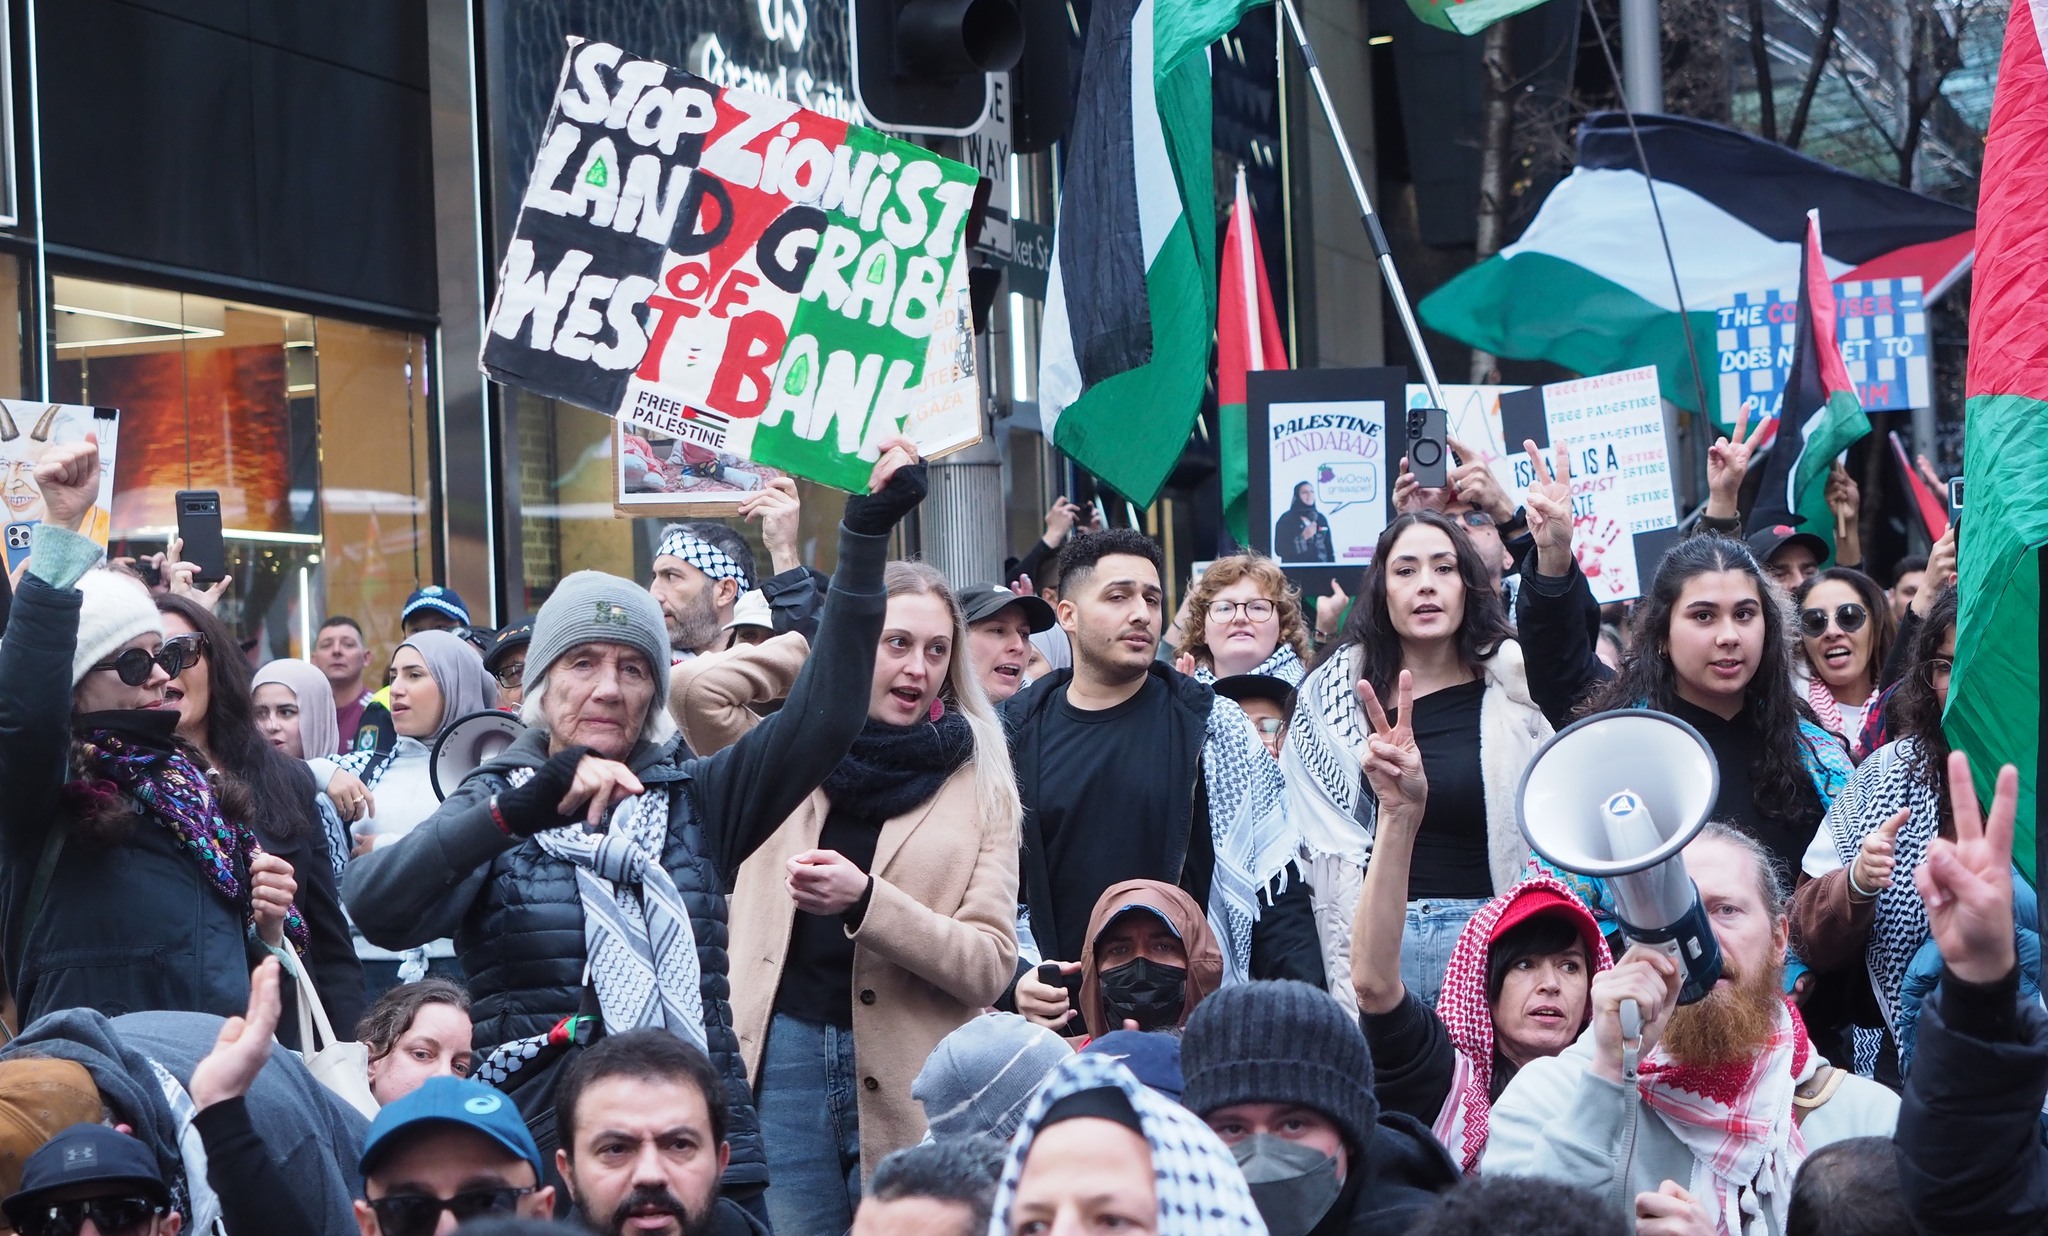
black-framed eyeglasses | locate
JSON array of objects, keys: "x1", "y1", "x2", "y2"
[
  {"x1": 493, "y1": 662, "x2": 526, "y2": 690},
  {"x1": 17, "y1": 1195, "x2": 165, "y2": 1236},
  {"x1": 1919, "y1": 656, "x2": 1954, "y2": 688},
  {"x1": 91, "y1": 634, "x2": 206, "y2": 687},
  {"x1": 1208, "y1": 599, "x2": 1276, "y2": 623},
  {"x1": 368, "y1": 1187, "x2": 534, "y2": 1236},
  {"x1": 1798, "y1": 603, "x2": 1868, "y2": 638}
]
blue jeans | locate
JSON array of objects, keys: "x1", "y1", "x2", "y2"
[
  {"x1": 757, "y1": 1013, "x2": 861, "y2": 1236},
  {"x1": 1400, "y1": 898, "x2": 1488, "y2": 1011}
]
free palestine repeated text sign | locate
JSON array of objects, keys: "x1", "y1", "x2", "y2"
[{"x1": 482, "y1": 39, "x2": 983, "y2": 492}]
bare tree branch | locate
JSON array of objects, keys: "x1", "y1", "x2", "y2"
[
  {"x1": 1785, "y1": 0, "x2": 1840, "y2": 149},
  {"x1": 1747, "y1": 0, "x2": 1778, "y2": 139}
]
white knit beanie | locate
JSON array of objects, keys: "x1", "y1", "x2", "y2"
[{"x1": 72, "y1": 570, "x2": 165, "y2": 688}]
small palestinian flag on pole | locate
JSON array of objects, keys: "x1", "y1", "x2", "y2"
[
  {"x1": 1747, "y1": 210, "x2": 1870, "y2": 550},
  {"x1": 1219, "y1": 164, "x2": 1289, "y2": 545}
]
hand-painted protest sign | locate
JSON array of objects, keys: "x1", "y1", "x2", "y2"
[
  {"x1": 1499, "y1": 366, "x2": 1677, "y2": 603},
  {"x1": 0, "y1": 404, "x2": 120, "y2": 583},
  {"x1": 482, "y1": 39, "x2": 983, "y2": 492},
  {"x1": 1715, "y1": 277, "x2": 1929, "y2": 426}
]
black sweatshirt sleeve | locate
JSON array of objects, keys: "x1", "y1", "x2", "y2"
[
  {"x1": 688, "y1": 524, "x2": 891, "y2": 884},
  {"x1": 0, "y1": 575, "x2": 80, "y2": 853},
  {"x1": 1247, "y1": 870, "x2": 1324, "y2": 985},
  {"x1": 1514, "y1": 560, "x2": 1612, "y2": 728},
  {"x1": 1363, "y1": 991, "x2": 1457, "y2": 1125},
  {"x1": 193, "y1": 1097, "x2": 325, "y2": 1235},
  {"x1": 761, "y1": 566, "x2": 830, "y2": 640},
  {"x1": 1011, "y1": 539, "x2": 1059, "y2": 588}
]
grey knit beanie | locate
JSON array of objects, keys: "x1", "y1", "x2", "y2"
[
  {"x1": 525, "y1": 571, "x2": 671, "y2": 712},
  {"x1": 1179, "y1": 980, "x2": 1378, "y2": 1152}
]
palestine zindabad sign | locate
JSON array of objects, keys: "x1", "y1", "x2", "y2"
[{"x1": 483, "y1": 39, "x2": 982, "y2": 491}]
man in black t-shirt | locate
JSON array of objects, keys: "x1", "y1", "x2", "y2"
[{"x1": 1001, "y1": 529, "x2": 1322, "y2": 1033}]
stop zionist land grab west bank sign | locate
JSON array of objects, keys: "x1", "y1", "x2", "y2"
[{"x1": 482, "y1": 39, "x2": 982, "y2": 492}]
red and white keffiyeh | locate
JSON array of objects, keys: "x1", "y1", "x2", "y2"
[
  {"x1": 1636, "y1": 998, "x2": 1818, "y2": 1236},
  {"x1": 1431, "y1": 876, "x2": 1612, "y2": 1174}
]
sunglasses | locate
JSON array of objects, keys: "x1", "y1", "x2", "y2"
[
  {"x1": 1798, "y1": 603, "x2": 1868, "y2": 638},
  {"x1": 92, "y1": 634, "x2": 207, "y2": 687},
  {"x1": 492, "y1": 662, "x2": 526, "y2": 690},
  {"x1": 18, "y1": 1195, "x2": 164, "y2": 1236},
  {"x1": 368, "y1": 1187, "x2": 533, "y2": 1236}
]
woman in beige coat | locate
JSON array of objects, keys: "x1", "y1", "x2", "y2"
[{"x1": 672, "y1": 561, "x2": 1020, "y2": 1236}]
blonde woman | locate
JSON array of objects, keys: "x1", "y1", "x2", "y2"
[
  {"x1": 672, "y1": 562, "x2": 1021, "y2": 1235},
  {"x1": 1173, "y1": 553, "x2": 1314, "y2": 684}
]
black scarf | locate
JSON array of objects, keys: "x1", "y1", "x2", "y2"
[{"x1": 822, "y1": 703, "x2": 974, "y2": 823}]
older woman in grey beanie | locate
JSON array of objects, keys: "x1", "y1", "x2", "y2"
[{"x1": 344, "y1": 438, "x2": 927, "y2": 1222}]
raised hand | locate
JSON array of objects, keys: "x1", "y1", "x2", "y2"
[
  {"x1": 1356, "y1": 670, "x2": 1424, "y2": 817},
  {"x1": 1850, "y1": 809, "x2": 1909, "y2": 899},
  {"x1": 1043, "y1": 495, "x2": 1082, "y2": 547},
  {"x1": 188, "y1": 956, "x2": 281, "y2": 1111},
  {"x1": 1915, "y1": 751, "x2": 2019, "y2": 984},
  {"x1": 739, "y1": 477, "x2": 803, "y2": 575},
  {"x1": 1913, "y1": 523, "x2": 1957, "y2": 617},
  {"x1": 1522, "y1": 438, "x2": 1575, "y2": 577},
  {"x1": 1590, "y1": 944, "x2": 1682, "y2": 1084},
  {"x1": 1315, "y1": 579, "x2": 1349, "y2": 644},
  {"x1": 1706, "y1": 400, "x2": 1769, "y2": 520},
  {"x1": 1446, "y1": 435, "x2": 1515, "y2": 522},
  {"x1": 1392, "y1": 455, "x2": 1446, "y2": 515},
  {"x1": 33, "y1": 433, "x2": 101, "y2": 532}
]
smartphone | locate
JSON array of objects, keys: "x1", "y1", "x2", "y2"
[
  {"x1": 1036, "y1": 961, "x2": 1083, "y2": 1011},
  {"x1": 174, "y1": 490, "x2": 228, "y2": 584},
  {"x1": 1407, "y1": 405, "x2": 1449, "y2": 488},
  {"x1": 1947, "y1": 476, "x2": 1964, "y2": 528}
]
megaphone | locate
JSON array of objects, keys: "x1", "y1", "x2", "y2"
[
  {"x1": 1518, "y1": 709, "x2": 1723, "y2": 1006},
  {"x1": 431, "y1": 710, "x2": 527, "y2": 801}
]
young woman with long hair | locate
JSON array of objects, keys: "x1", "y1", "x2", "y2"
[
  {"x1": 674, "y1": 560, "x2": 1021, "y2": 1234},
  {"x1": 1793, "y1": 567, "x2": 1895, "y2": 752},
  {"x1": 1282, "y1": 509, "x2": 1553, "y2": 1009}
]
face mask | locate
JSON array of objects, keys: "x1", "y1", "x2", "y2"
[
  {"x1": 1096, "y1": 957, "x2": 1187, "y2": 1031},
  {"x1": 1233, "y1": 1134, "x2": 1342, "y2": 1236}
]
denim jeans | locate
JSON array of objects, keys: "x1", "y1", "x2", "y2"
[
  {"x1": 1400, "y1": 897, "x2": 1488, "y2": 1010},
  {"x1": 757, "y1": 1012, "x2": 861, "y2": 1236}
]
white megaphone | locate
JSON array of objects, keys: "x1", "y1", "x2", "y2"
[
  {"x1": 430, "y1": 710, "x2": 527, "y2": 801},
  {"x1": 1518, "y1": 709, "x2": 1723, "y2": 1006}
]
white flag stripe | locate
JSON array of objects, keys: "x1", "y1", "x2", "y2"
[{"x1": 1131, "y1": 0, "x2": 1180, "y2": 267}]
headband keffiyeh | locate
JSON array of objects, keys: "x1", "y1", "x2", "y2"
[{"x1": 655, "y1": 528, "x2": 752, "y2": 593}]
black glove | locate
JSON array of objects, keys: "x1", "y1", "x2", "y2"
[
  {"x1": 841, "y1": 461, "x2": 928, "y2": 536},
  {"x1": 490, "y1": 745, "x2": 595, "y2": 837}
]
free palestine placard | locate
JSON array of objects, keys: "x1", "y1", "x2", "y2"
[{"x1": 483, "y1": 39, "x2": 982, "y2": 491}]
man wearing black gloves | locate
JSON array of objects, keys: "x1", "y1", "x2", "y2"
[{"x1": 344, "y1": 439, "x2": 927, "y2": 1221}]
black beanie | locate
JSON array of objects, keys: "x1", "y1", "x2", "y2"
[{"x1": 1179, "y1": 980, "x2": 1378, "y2": 1152}]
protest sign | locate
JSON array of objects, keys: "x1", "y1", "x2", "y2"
[
  {"x1": 483, "y1": 39, "x2": 983, "y2": 493},
  {"x1": 1715, "y1": 276, "x2": 1930, "y2": 426},
  {"x1": 0, "y1": 403, "x2": 120, "y2": 583},
  {"x1": 614, "y1": 421, "x2": 791, "y2": 516},
  {"x1": 1246, "y1": 368, "x2": 1405, "y2": 595},
  {"x1": 1499, "y1": 365, "x2": 1678, "y2": 603}
]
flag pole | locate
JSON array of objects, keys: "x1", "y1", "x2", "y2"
[{"x1": 1275, "y1": 0, "x2": 1448, "y2": 409}]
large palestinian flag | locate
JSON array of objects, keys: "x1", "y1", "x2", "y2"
[
  {"x1": 1953, "y1": 0, "x2": 2048, "y2": 883},
  {"x1": 1420, "y1": 113, "x2": 1974, "y2": 422}
]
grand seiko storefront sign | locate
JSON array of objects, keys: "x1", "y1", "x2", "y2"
[{"x1": 686, "y1": 0, "x2": 858, "y2": 124}]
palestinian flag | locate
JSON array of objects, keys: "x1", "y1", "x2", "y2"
[
  {"x1": 1887, "y1": 430, "x2": 1948, "y2": 542},
  {"x1": 1748, "y1": 212, "x2": 1869, "y2": 548},
  {"x1": 1038, "y1": 0, "x2": 1266, "y2": 505},
  {"x1": 1952, "y1": 0, "x2": 2048, "y2": 882},
  {"x1": 1219, "y1": 164, "x2": 1289, "y2": 545},
  {"x1": 1419, "y1": 113, "x2": 1974, "y2": 423},
  {"x1": 1407, "y1": 0, "x2": 1553, "y2": 35}
]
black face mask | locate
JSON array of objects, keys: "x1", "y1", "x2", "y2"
[{"x1": 1098, "y1": 957, "x2": 1188, "y2": 1031}]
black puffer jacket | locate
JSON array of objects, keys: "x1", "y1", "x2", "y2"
[{"x1": 343, "y1": 523, "x2": 890, "y2": 1188}]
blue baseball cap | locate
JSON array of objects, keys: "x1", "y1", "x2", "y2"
[
  {"x1": 359, "y1": 1077, "x2": 541, "y2": 1179},
  {"x1": 402, "y1": 585, "x2": 471, "y2": 626}
]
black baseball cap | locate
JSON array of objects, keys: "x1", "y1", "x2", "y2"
[
  {"x1": 3, "y1": 1125, "x2": 169, "y2": 1226},
  {"x1": 1745, "y1": 524, "x2": 1828, "y2": 567},
  {"x1": 483, "y1": 617, "x2": 535, "y2": 674},
  {"x1": 1212, "y1": 673, "x2": 1295, "y2": 712},
  {"x1": 956, "y1": 583, "x2": 1056, "y2": 633}
]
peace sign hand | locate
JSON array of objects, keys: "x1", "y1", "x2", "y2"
[
  {"x1": 1522, "y1": 438, "x2": 1574, "y2": 577},
  {"x1": 1707, "y1": 400, "x2": 1769, "y2": 519},
  {"x1": 1915, "y1": 751, "x2": 2019, "y2": 984},
  {"x1": 1357, "y1": 670, "x2": 1425, "y2": 822}
]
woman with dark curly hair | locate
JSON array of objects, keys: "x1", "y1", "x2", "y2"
[
  {"x1": 1283, "y1": 509, "x2": 1554, "y2": 1008},
  {"x1": 1174, "y1": 553, "x2": 1313, "y2": 684}
]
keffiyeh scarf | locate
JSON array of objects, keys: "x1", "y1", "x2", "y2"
[
  {"x1": 1193, "y1": 643, "x2": 1307, "y2": 687},
  {"x1": 1431, "y1": 876, "x2": 1612, "y2": 1175},
  {"x1": 75, "y1": 729, "x2": 307, "y2": 947},
  {"x1": 535, "y1": 782, "x2": 708, "y2": 1053},
  {"x1": 1636, "y1": 999, "x2": 1817, "y2": 1236},
  {"x1": 989, "y1": 1052, "x2": 1266, "y2": 1236},
  {"x1": 1202, "y1": 693, "x2": 1303, "y2": 984},
  {"x1": 1280, "y1": 645, "x2": 1376, "y2": 867}
]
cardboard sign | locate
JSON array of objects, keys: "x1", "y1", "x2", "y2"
[
  {"x1": 0, "y1": 404, "x2": 120, "y2": 583},
  {"x1": 1499, "y1": 366, "x2": 1678, "y2": 603},
  {"x1": 483, "y1": 39, "x2": 983, "y2": 492},
  {"x1": 1247, "y1": 368, "x2": 1406, "y2": 596},
  {"x1": 1715, "y1": 276, "x2": 1931, "y2": 425}
]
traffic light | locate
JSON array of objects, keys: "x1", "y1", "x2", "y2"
[{"x1": 851, "y1": 0, "x2": 1025, "y2": 135}]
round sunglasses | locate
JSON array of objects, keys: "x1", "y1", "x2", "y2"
[
  {"x1": 1798, "y1": 603, "x2": 1868, "y2": 639},
  {"x1": 90, "y1": 633, "x2": 207, "y2": 687}
]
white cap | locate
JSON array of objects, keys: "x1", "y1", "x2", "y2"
[{"x1": 722, "y1": 589, "x2": 773, "y2": 632}]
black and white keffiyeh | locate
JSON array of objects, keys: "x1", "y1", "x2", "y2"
[
  {"x1": 1280, "y1": 645, "x2": 1376, "y2": 866},
  {"x1": 988, "y1": 1052, "x2": 1267, "y2": 1236},
  {"x1": 655, "y1": 528, "x2": 752, "y2": 592},
  {"x1": 1193, "y1": 644, "x2": 1306, "y2": 687},
  {"x1": 1202, "y1": 694, "x2": 1302, "y2": 985},
  {"x1": 535, "y1": 785, "x2": 709, "y2": 1053}
]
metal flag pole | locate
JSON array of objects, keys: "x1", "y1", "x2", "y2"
[{"x1": 1275, "y1": 0, "x2": 1448, "y2": 409}]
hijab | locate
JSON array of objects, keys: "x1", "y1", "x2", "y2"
[
  {"x1": 396, "y1": 630, "x2": 498, "y2": 741},
  {"x1": 1078, "y1": 881, "x2": 1224, "y2": 1040},
  {"x1": 251, "y1": 658, "x2": 340, "y2": 759}
]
